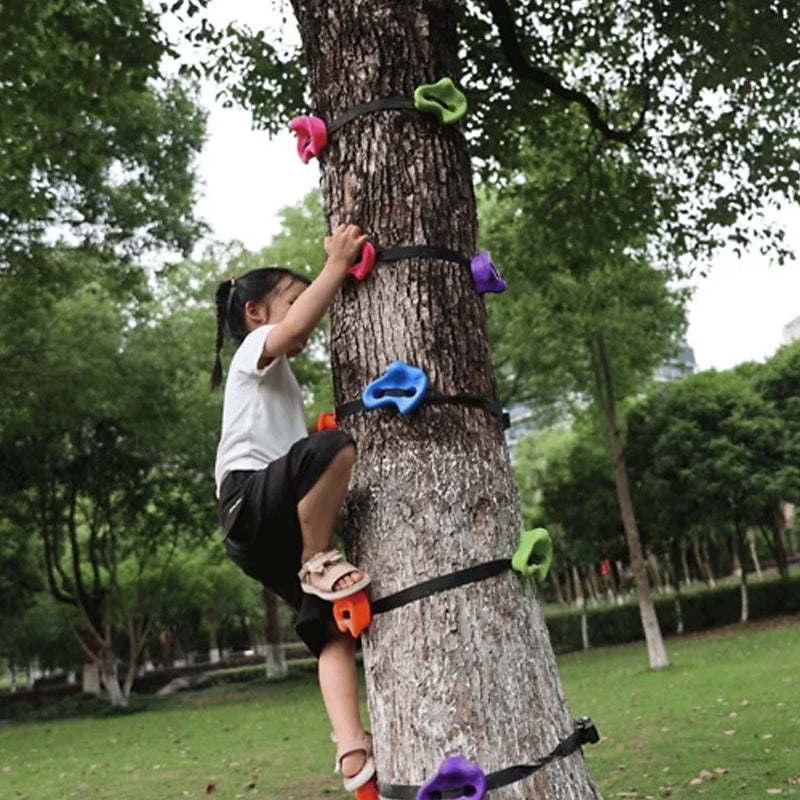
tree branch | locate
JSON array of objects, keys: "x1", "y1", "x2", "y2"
[{"x1": 484, "y1": 0, "x2": 649, "y2": 142}]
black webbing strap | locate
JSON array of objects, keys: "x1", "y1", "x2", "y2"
[
  {"x1": 371, "y1": 559, "x2": 511, "y2": 615},
  {"x1": 336, "y1": 393, "x2": 510, "y2": 429},
  {"x1": 327, "y1": 97, "x2": 416, "y2": 134},
  {"x1": 377, "y1": 717, "x2": 600, "y2": 799},
  {"x1": 375, "y1": 245, "x2": 471, "y2": 269}
]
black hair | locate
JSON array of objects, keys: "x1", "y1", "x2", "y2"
[{"x1": 210, "y1": 267, "x2": 311, "y2": 389}]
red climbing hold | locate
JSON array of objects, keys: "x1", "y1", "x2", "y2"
[
  {"x1": 316, "y1": 410, "x2": 337, "y2": 432},
  {"x1": 289, "y1": 115, "x2": 328, "y2": 163},
  {"x1": 353, "y1": 777, "x2": 379, "y2": 800},
  {"x1": 333, "y1": 590, "x2": 372, "y2": 638},
  {"x1": 348, "y1": 240, "x2": 376, "y2": 280}
]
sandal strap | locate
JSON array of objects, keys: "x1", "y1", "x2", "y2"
[
  {"x1": 298, "y1": 549, "x2": 343, "y2": 581},
  {"x1": 335, "y1": 733, "x2": 373, "y2": 771}
]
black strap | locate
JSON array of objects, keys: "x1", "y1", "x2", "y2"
[
  {"x1": 371, "y1": 559, "x2": 511, "y2": 615},
  {"x1": 376, "y1": 245, "x2": 471, "y2": 269},
  {"x1": 378, "y1": 718, "x2": 600, "y2": 799},
  {"x1": 336, "y1": 393, "x2": 509, "y2": 429},
  {"x1": 327, "y1": 97, "x2": 416, "y2": 134}
]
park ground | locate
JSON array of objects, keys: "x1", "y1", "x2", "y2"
[{"x1": 0, "y1": 616, "x2": 798, "y2": 800}]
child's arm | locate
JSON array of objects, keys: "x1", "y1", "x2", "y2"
[{"x1": 260, "y1": 223, "x2": 367, "y2": 364}]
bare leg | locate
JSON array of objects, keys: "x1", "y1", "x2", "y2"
[
  {"x1": 297, "y1": 443, "x2": 363, "y2": 590},
  {"x1": 319, "y1": 624, "x2": 368, "y2": 779}
]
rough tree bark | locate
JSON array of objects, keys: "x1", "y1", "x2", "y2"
[{"x1": 290, "y1": 1, "x2": 602, "y2": 797}]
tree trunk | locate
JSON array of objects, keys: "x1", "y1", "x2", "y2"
[
  {"x1": 731, "y1": 532, "x2": 749, "y2": 623},
  {"x1": 593, "y1": 341, "x2": 668, "y2": 670},
  {"x1": 747, "y1": 528, "x2": 763, "y2": 580},
  {"x1": 263, "y1": 588, "x2": 287, "y2": 679},
  {"x1": 291, "y1": 1, "x2": 601, "y2": 796},
  {"x1": 207, "y1": 608, "x2": 220, "y2": 664},
  {"x1": 679, "y1": 543, "x2": 692, "y2": 588},
  {"x1": 551, "y1": 567, "x2": 566, "y2": 606},
  {"x1": 769, "y1": 507, "x2": 790, "y2": 578}
]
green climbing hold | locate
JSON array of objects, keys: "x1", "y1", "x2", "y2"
[
  {"x1": 511, "y1": 528, "x2": 553, "y2": 582},
  {"x1": 413, "y1": 77, "x2": 467, "y2": 124}
]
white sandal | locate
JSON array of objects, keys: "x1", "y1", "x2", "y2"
[
  {"x1": 298, "y1": 549, "x2": 370, "y2": 601},
  {"x1": 333, "y1": 732, "x2": 375, "y2": 792}
]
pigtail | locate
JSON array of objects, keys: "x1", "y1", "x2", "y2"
[
  {"x1": 210, "y1": 279, "x2": 233, "y2": 389},
  {"x1": 210, "y1": 267, "x2": 312, "y2": 389}
]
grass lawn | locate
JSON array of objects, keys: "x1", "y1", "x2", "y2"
[{"x1": 1, "y1": 617, "x2": 798, "y2": 799}]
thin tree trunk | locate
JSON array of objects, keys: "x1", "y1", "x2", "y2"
[
  {"x1": 291, "y1": 2, "x2": 602, "y2": 796},
  {"x1": 731, "y1": 532, "x2": 749, "y2": 623},
  {"x1": 680, "y1": 543, "x2": 692, "y2": 588},
  {"x1": 747, "y1": 528, "x2": 763, "y2": 580},
  {"x1": 551, "y1": 566, "x2": 566, "y2": 606},
  {"x1": 263, "y1": 588, "x2": 287, "y2": 679},
  {"x1": 593, "y1": 339, "x2": 668, "y2": 670},
  {"x1": 207, "y1": 608, "x2": 220, "y2": 664}
]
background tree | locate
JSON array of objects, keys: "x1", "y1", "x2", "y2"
[
  {"x1": 0, "y1": 0, "x2": 206, "y2": 268},
  {"x1": 627, "y1": 367, "x2": 793, "y2": 621},
  {"x1": 480, "y1": 126, "x2": 687, "y2": 669}
]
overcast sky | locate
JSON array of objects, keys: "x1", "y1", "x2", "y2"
[{"x1": 191, "y1": 2, "x2": 799, "y2": 374}]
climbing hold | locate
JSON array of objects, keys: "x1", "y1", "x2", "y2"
[
  {"x1": 511, "y1": 528, "x2": 553, "y2": 582},
  {"x1": 333, "y1": 590, "x2": 372, "y2": 638},
  {"x1": 289, "y1": 115, "x2": 328, "y2": 163},
  {"x1": 414, "y1": 78, "x2": 468, "y2": 125},
  {"x1": 316, "y1": 410, "x2": 337, "y2": 432},
  {"x1": 416, "y1": 756, "x2": 487, "y2": 800},
  {"x1": 363, "y1": 362, "x2": 429, "y2": 415},
  {"x1": 353, "y1": 778, "x2": 379, "y2": 800},
  {"x1": 348, "y1": 241, "x2": 376, "y2": 281},
  {"x1": 470, "y1": 250, "x2": 507, "y2": 294}
]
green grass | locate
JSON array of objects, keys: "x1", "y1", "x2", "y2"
[{"x1": 1, "y1": 618, "x2": 799, "y2": 799}]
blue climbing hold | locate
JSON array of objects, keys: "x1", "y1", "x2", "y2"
[{"x1": 362, "y1": 361, "x2": 428, "y2": 415}]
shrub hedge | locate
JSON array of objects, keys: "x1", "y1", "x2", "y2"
[{"x1": 545, "y1": 575, "x2": 800, "y2": 654}]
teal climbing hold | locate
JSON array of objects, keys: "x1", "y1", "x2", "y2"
[
  {"x1": 413, "y1": 77, "x2": 467, "y2": 124},
  {"x1": 511, "y1": 528, "x2": 553, "y2": 582}
]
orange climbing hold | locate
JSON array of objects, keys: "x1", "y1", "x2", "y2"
[
  {"x1": 353, "y1": 777, "x2": 379, "y2": 800},
  {"x1": 333, "y1": 590, "x2": 372, "y2": 637},
  {"x1": 316, "y1": 410, "x2": 337, "y2": 431}
]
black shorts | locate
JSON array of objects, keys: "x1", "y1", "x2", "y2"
[{"x1": 217, "y1": 429, "x2": 355, "y2": 657}]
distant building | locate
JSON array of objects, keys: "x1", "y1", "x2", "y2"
[
  {"x1": 783, "y1": 315, "x2": 800, "y2": 345},
  {"x1": 654, "y1": 339, "x2": 697, "y2": 383}
]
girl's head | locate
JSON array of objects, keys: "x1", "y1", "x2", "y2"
[{"x1": 211, "y1": 267, "x2": 311, "y2": 389}]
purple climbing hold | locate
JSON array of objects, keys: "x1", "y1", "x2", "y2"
[
  {"x1": 470, "y1": 250, "x2": 507, "y2": 294},
  {"x1": 416, "y1": 755, "x2": 487, "y2": 800}
]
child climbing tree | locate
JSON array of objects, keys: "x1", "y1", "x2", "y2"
[{"x1": 286, "y1": 1, "x2": 602, "y2": 797}]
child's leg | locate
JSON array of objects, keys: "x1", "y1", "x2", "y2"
[
  {"x1": 297, "y1": 442, "x2": 363, "y2": 591},
  {"x1": 319, "y1": 624, "x2": 369, "y2": 779}
]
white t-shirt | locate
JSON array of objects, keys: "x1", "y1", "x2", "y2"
[{"x1": 214, "y1": 325, "x2": 307, "y2": 495}]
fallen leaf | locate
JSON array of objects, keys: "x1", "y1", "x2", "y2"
[{"x1": 714, "y1": 768, "x2": 729, "y2": 775}]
